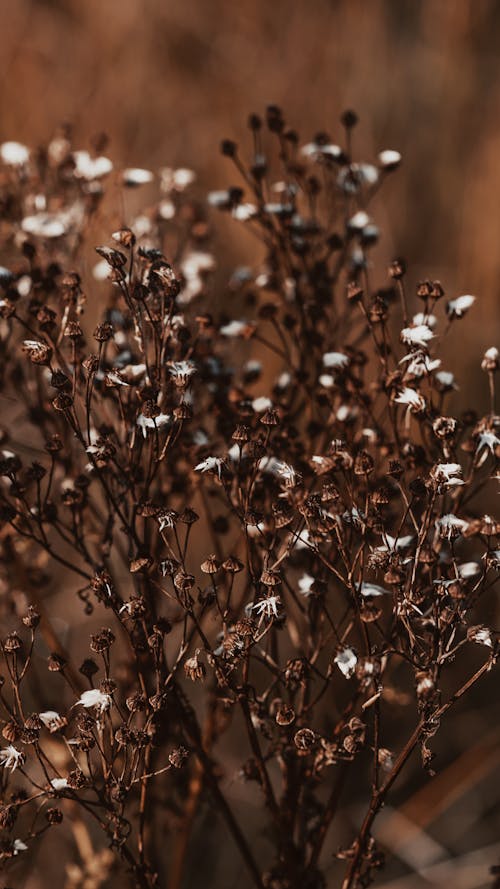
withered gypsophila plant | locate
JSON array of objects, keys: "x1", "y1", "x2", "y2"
[{"x1": 0, "y1": 108, "x2": 498, "y2": 889}]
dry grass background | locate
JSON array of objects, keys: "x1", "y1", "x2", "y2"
[{"x1": 1, "y1": 2, "x2": 500, "y2": 887}]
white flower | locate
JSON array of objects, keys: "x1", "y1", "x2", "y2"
[
  {"x1": 337, "y1": 403, "x2": 358, "y2": 422},
  {"x1": 435, "y1": 514, "x2": 469, "y2": 540},
  {"x1": 360, "y1": 582, "x2": 391, "y2": 597},
  {"x1": 338, "y1": 164, "x2": 379, "y2": 194},
  {"x1": 298, "y1": 573, "x2": 315, "y2": 597},
  {"x1": 319, "y1": 374, "x2": 335, "y2": 388},
  {"x1": 158, "y1": 510, "x2": 178, "y2": 532},
  {"x1": 220, "y1": 320, "x2": 253, "y2": 337},
  {"x1": 435, "y1": 370, "x2": 457, "y2": 390},
  {"x1": 458, "y1": 562, "x2": 481, "y2": 579},
  {"x1": 194, "y1": 456, "x2": 225, "y2": 479},
  {"x1": 1, "y1": 141, "x2": 29, "y2": 165},
  {"x1": 77, "y1": 689, "x2": 112, "y2": 712},
  {"x1": 168, "y1": 360, "x2": 196, "y2": 383},
  {"x1": 476, "y1": 431, "x2": 500, "y2": 454},
  {"x1": 322, "y1": 351, "x2": 349, "y2": 369},
  {"x1": 446, "y1": 294, "x2": 475, "y2": 319},
  {"x1": 0, "y1": 745, "x2": 25, "y2": 771},
  {"x1": 400, "y1": 324, "x2": 434, "y2": 348},
  {"x1": 72, "y1": 150, "x2": 113, "y2": 180},
  {"x1": 122, "y1": 168, "x2": 154, "y2": 186},
  {"x1": 160, "y1": 167, "x2": 195, "y2": 192},
  {"x1": 431, "y1": 462, "x2": 464, "y2": 489},
  {"x1": 394, "y1": 388, "x2": 426, "y2": 412},
  {"x1": 159, "y1": 199, "x2": 175, "y2": 219},
  {"x1": 276, "y1": 462, "x2": 298, "y2": 487},
  {"x1": 136, "y1": 412, "x2": 171, "y2": 439},
  {"x1": 378, "y1": 149, "x2": 401, "y2": 170},
  {"x1": 233, "y1": 203, "x2": 257, "y2": 221},
  {"x1": 50, "y1": 777, "x2": 69, "y2": 791},
  {"x1": 468, "y1": 626, "x2": 493, "y2": 647},
  {"x1": 22, "y1": 213, "x2": 67, "y2": 238},
  {"x1": 252, "y1": 596, "x2": 281, "y2": 619},
  {"x1": 301, "y1": 141, "x2": 342, "y2": 159},
  {"x1": 413, "y1": 312, "x2": 437, "y2": 329},
  {"x1": 401, "y1": 351, "x2": 441, "y2": 377},
  {"x1": 484, "y1": 347, "x2": 499, "y2": 362},
  {"x1": 252, "y1": 396, "x2": 273, "y2": 413},
  {"x1": 377, "y1": 534, "x2": 413, "y2": 553},
  {"x1": 105, "y1": 370, "x2": 129, "y2": 387},
  {"x1": 347, "y1": 210, "x2": 371, "y2": 232},
  {"x1": 39, "y1": 710, "x2": 66, "y2": 733},
  {"x1": 13, "y1": 839, "x2": 28, "y2": 854},
  {"x1": 334, "y1": 647, "x2": 358, "y2": 678},
  {"x1": 244, "y1": 360, "x2": 262, "y2": 377}
]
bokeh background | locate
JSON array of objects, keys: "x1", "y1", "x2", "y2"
[{"x1": 1, "y1": 1, "x2": 500, "y2": 888}]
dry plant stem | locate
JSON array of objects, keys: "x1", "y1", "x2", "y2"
[{"x1": 342, "y1": 657, "x2": 493, "y2": 889}]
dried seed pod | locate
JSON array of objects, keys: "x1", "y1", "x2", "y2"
[
  {"x1": 294, "y1": 728, "x2": 317, "y2": 751},
  {"x1": 169, "y1": 746, "x2": 189, "y2": 768},
  {"x1": 184, "y1": 652, "x2": 206, "y2": 681},
  {"x1": 222, "y1": 555, "x2": 244, "y2": 573},
  {"x1": 275, "y1": 703, "x2": 295, "y2": 726},
  {"x1": 4, "y1": 632, "x2": 22, "y2": 653},
  {"x1": 201, "y1": 554, "x2": 220, "y2": 574}
]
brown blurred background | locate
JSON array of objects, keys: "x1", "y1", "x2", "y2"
[
  {"x1": 2, "y1": 0, "x2": 500, "y2": 310},
  {"x1": 1, "y1": 2, "x2": 500, "y2": 887}
]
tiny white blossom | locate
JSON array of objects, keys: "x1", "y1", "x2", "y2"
[
  {"x1": 401, "y1": 324, "x2": 434, "y2": 348},
  {"x1": 468, "y1": 626, "x2": 493, "y2": 647},
  {"x1": 347, "y1": 210, "x2": 371, "y2": 232},
  {"x1": 483, "y1": 347, "x2": 499, "y2": 363},
  {"x1": 72, "y1": 150, "x2": 113, "y2": 180},
  {"x1": 39, "y1": 711, "x2": 66, "y2": 733},
  {"x1": 136, "y1": 412, "x2": 171, "y2": 439},
  {"x1": 233, "y1": 203, "x2": 257, "y2": 221},
  {"x1": 160, "y1": 167, "x2": 195, "y2": 192},
  {"x1": 436, "y1": 514, "x2": 469, "y2": 540},
  {"x1": 105, "y1": 370, "x2": 129, "y2": 387},
  {"x1": 22, "y1": 213, "x2": 67, "y2": 239},
  {"x1": 435, "y1": 370, "x2": 457, "y2": 390},
  {"x1": 194, "y1": 456, "x2": 225, "y2": 479},
  {"x1": 252, "y1": 596, "x2": 281, "y2": 619},
  {"x1": 301, "y1": 141, "x2": 342, "y2": 159},
  {"x1": 431, "y1": 463, "x2": 464, "y2": 489},
  {"x1": 1, "y1": 141, "x2": 29, "y2": 165},
  {"x1": 401, "y1": 351, "x2": 441, "y2": 377},
  {"x1": 377, "y1": 534, "x2": 413, "y2": 553},
  {"x1": 334, "y1": 647, "x2": 358, "y2": 678},
  {"x1": 220, "y1": 320, "x2": 253, "y2": 337},
  {"x1": 360, "y1": 582, "x2": 391, "y2": 597},
  {"x1": 447, "y1": 294, "x2": 475, "y2": 319},
  {"x1": 298, "y1": 573, "x2": 315, "y2": 597},
  {"x1": 413, "y1": 312, "x2": 437, "y2": 329},
  {"x1": 458, "y1": 562, "x2": 481, "y2": 579},
  {"x1": 50, "y1": 777, "x2": 69, "y2": 791},
  {"x1": 122, "y1": 167, "x2": 154, "y2": 186},
  {"x1": 168, "y1": 360, "x2": 196, "y2": 383},
  {"x1": 276, "y1": 462, "x2": 299, "y2": 487},
  {"x1": 0, "y1": 745, "x2": 25, "y2": 771},
  {"x1": 394, "y1": 388, "x2": 426, "y2": 412},
  {"x1": 252, "y1": 396, "x2": 273, "y2": 413},
  {"x1": 319, "y1": 374, "x2": 335, "y2": 388},
  {"x1": 13, "y1": 839, "x2": 28, "y2": 854},
  {"x1": 322, "y1": 351, "x2": 349, "y2": 370},
  {"x1": 77, "y1": 689, "x2": 112, "y2": 712},
  {"x1": 378, "y1": 149, "x2": 401, "y2": 169},
  {"x1": 476, "y1": 430, "x2": 500, "y2": 454}
]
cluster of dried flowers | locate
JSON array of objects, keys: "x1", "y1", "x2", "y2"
[{"x1": 0, "y1": 109, "x2": 498, "y2": 889}]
